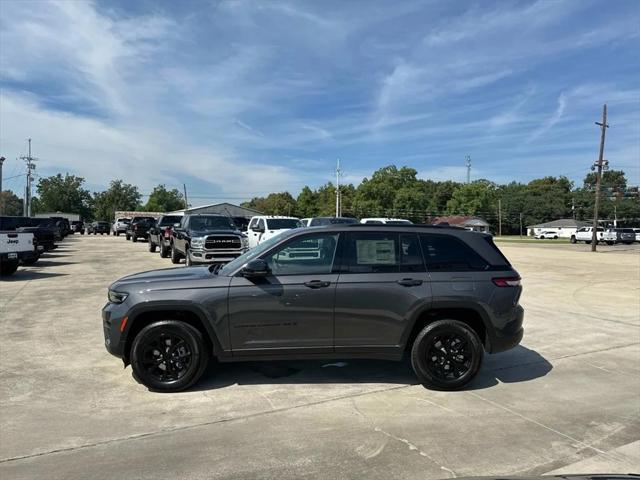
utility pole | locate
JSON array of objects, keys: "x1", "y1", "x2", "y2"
[
  {"x1": 498, "y1": 198, "x2": 502, "y2": 237},
  {"x1": 519, "y1": 212, "x2": 523, "y2": 238},
  {"x1": 591, "y1": 104, "x2": 609, "y2": 252},
  {"x1": 335, "y1": 158, "x2": 342, "y2": 217},
  {"x1": 0, "y1": 156, "x2": 5, "y2": 193},
  {"x1": 183, "y1": 183, "x2": 189, "y2": 211},
  {"x1": 465, "y1": 155, "x2": 471, "y2": 184},
  {"x1": 20, "y1": 139, "x2": 37, "y2": 217}
]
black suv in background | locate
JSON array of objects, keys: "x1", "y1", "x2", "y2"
[
  {"x1": 103, "y1": 224, "x2": 524, "y2": 392},
  {"x1": 170, "y1": 214, "x2": 248, "y2": 266},
  {"x1": 87, "y1": 221, "x2": 111, "y2": 235},
  {"x1": 148, "y1": 215, "x2": 183, "y2": 256},
  {"x1": 125, "y1": 216, "x2": 156, "y2": 242},
  {"x1": 70, "y1": 221, "x2": 85, "y2": 234}
]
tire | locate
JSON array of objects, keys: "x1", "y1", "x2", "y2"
[
  {"x1": 170, "y1": 245, "x2": 181, "y2": 264},
  {"x1": 116, "y1": 231, "x2": 120, "y2": 236},
  {"x1": 148, "y1": 238, "x2": 156, "y2": 253},
  {"x1": 126, "y1": 234, "x2": 130, "y2": 241},
  {"x1": 160, "y1": 244, "x2": 169, "y2": 258},
  {"x1": 410, "y1": 319, "x2": 483, "y2": 391},
  {"x1": 185, "y1": 247, "x2": 192, "y2": 267},
  {"x1": 607, "y1": 241, "x2": 614, "y2": 245},
  {"x1": 553, "y1": 236, "x2": 558, "y2": 239},
  {"x1": 81, "y1": 231, "x2": 84, "y2": 235},
  {"x1": 130, "y1": 320, "x2": 209, "y2": 392},
  {"x1": 570, "y1": 236, "x2": 576, "y2": 244},
  {"x1": 132, "y1": 235, "x2": 138, "y2": 242},
  {"x1": 585, "y1": 240, "x2": 591, "y2": 244},
  {"x1": 0, "y1": 260, "x2": 19, "y2": 276},
  {"x1": 101, "y1": 232, "x2": 104, "y2": 235}
]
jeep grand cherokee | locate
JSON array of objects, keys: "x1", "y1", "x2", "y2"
[{"x1": 102, "y1": 224, "x2": 524, "y2": 392}]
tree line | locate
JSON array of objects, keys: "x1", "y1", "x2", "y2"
[
  {"x1": 241, "y1": 166, "x2": 639, "y2": 234},
  {"x1": 0, "y1": 166, "x2": 638, "y2": 234},
  {"x1": 0, "y1": 176, "x2": 184, "y2": 221}
]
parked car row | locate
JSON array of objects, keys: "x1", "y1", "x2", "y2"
[
  {"x1": 0, "y1": 215, "x2": 74, "y2": 276},
  {"x1": 570, "y1": 226, "x2": 639, "y2": 245}
]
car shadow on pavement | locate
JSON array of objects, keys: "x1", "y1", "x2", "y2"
[
  {"x1": 190, "y1": 345, "x2": 552, "y2": 392},
  {"x1": 467, "y1": 345, "x2": 553, "y2": 390},
  {"x1": 28, "y1": 260, "x2": 77, "y2": 267},
  {"x1": 1, "y1": 271, "x2": 69, "y2": 281}
]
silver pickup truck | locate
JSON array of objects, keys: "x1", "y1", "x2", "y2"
[{"x1": 0, "y1": 231, "x2": 36, "y2": 276}]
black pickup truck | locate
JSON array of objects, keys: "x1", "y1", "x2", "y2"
[
  {"x1": 126, "y1": 216, "x2": 156, "y2": 242},
  {"x1": 0, "y1": 216, "x2": 57, "y2": 253},
  {"x1": 148, "y1": 215, "x2": 183, "y2": 256},
  {"x1": 170, "y1": 214, "x2": 248, "y2": 266}
]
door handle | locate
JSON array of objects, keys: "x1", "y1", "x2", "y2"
[
  {"x1": 304, "y1": 280, "x2": 331, "y2": 289},
  {"x1": 397, "y1": 278, "x2": 423, "y2": 287}
]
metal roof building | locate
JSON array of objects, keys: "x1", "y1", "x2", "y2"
[{"x1": 168, "y1": 202, "x2": 263, "y2": 219}]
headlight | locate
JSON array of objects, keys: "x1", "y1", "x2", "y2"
[
  {"x1": 241, "y1": 236, "x2": 249, "y2": 248},
  {"x1": 108, "y1": 290, "x2": 128, "y2": 304},
  {"x1": 190, "y1": 237, "x2": 206, "y2": 249}
]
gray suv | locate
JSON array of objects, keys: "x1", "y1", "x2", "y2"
[{"x1": 102, "y1": 224, "x2": 524, "y2": 392}]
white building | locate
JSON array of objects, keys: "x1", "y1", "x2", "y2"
[{"x1": 527, "y1": 219, "x2": 591, "y2": 238}]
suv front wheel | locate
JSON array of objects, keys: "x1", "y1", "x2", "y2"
[
  {"x1": 130, "y1": 320, "x2": 209, "y2": 392},
  {"x1": 411, "y1": 319, "x2": 483, "y2": 391}
]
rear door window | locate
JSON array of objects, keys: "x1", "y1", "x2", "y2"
[
  {"x1": 343, "y1": 232, "x2": 399, "y2": 273},
  {"x1": 419, "y1": 234, "x2": 489, "y2": 271}
]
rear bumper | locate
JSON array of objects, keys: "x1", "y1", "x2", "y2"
[
  {"x1": 487, "y1": 305, "x2": 524, "y2": 354},
  {"x1": 1, "y1": 250, "x2": 37, "y2": 262}
]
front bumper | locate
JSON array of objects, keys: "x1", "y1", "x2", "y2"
[
  {"x1": 188, "y1": 247, "x2": 247, "y2": 264},
  {"x1": 102, "y1": 302, "x2": 127, "y2": 358},
  {"x1": 487, "y1": 305, "x2": 524, "y2": 354}
]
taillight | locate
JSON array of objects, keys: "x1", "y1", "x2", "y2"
[
  {"x1": 492, "y1": 277, "x2": 521, "y2": 287},
  {"x1": 164, "y1": 227, "x2": 172, "y2": 238}
]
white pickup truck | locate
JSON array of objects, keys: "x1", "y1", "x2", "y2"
[
  {"x1": 1, "y1": 231, "x2": 36, "y2": 276},
  {"x1": 246, "y1": 216, "x2": 302, "y2": 248},
  {"x1": 570, "y1": 227, "x2": 605, "y2": 244}
]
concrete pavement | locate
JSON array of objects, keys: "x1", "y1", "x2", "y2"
[{"x1": 1, "y1": 235, "x2": 638, "y2": 479}]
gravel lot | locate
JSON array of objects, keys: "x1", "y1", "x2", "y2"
[{"x1": 1, "y1": 235, "x2": 639, "y2": 479}]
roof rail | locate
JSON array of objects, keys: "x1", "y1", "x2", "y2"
[{"x1": 341, "y1": 223, "x2": 467, "y2": 230}]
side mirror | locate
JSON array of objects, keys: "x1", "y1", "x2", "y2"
[
  {"x1": 253, "y1": 226, "x2": 265, "y2": 233},
  {"x1": 242, "y1": 259, "x2": 270, "y2": 278},
  {"x1": 173, "y1": 223, "x2": 181, "y2": 228}
]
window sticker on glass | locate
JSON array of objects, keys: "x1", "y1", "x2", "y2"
[{"x1": 356, "y1": 240, "x2": 396, "y2": 264}]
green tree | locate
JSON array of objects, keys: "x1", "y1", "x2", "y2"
[
  {"x1": 35, "y1": 174, "x2": 92, "y2": 219},
  {"x1": 446, "y1": 180, "x2": 497, "y2": 216},
  {"x1": 583, "y1": 169, "x2": 627, "y2": 189},
  {"x1": 393, "y1": 185, "x2": 429, "y2": 222},
  {"x1": 295, "y1": 186, "x2": 319, "y2": 217},
  {"x1": 242, "y1": 192, "x2": 296, "y2": 215},
  {"x1": 92, "y1": 180, "x2": 142, "y2": 221},
  {"x1": 355, "y1": 166, "x2": 420, "y2": 212},
  {"x1": 0, "y1": 190, "x2": 24, "y2": 216},
  {"x1": 144, "y1": 185, "x2": 185, "y2": 212}
]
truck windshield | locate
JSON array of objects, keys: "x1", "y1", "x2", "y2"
[
  {"x1": 159, "y1": 216, "x2": 182, "y2": 226},
  {"x1": 190, "y1": 216, "x2": 234, "y2": 230},
  {"x1": 266, "y1": 219, "x2": 302, "y2": 229}
]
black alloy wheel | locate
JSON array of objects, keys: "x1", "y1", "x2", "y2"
[
  {"x1": 411, "y1": 319, "x2": 483, "y2": 391},
  {"x1": 130, "y1": 320, "x2": 209, "y2": 392}
]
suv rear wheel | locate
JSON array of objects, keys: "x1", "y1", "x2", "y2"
[
  {"x1": 160, "y1": 243, "x2": 169, "y2": 258},
  {"x1": 411, "y1": 319, "x2": 483, "y2": 391},
  {"x1": 130, "y1": 320, "x2": 209, "y2": 392}
]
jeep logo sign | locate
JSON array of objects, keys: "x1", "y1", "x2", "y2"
[{"x1": 7, "y1": 239, "x2": 18, "y2": 244}]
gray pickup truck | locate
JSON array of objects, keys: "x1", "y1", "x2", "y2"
[
  {"x1": 169, "y1": 214, "x2": 249, "y2": 266},
  {"x1": 103, "y1": 223, "x2": 524, "y2": 392}
]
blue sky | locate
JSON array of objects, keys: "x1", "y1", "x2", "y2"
[{"x1": 1, "y1": 0, "x2": 638, "y2": 205}]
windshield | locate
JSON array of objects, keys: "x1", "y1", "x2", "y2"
[
  {"x1": 218, "y1": 229, "x2": 298, "y2": 276},
  {"x1": 189, "y1": 216, "x2": 235, "y2": 230},
  {"x1": 265, "y1": 218, "x2": 302, "y2": 229},
  {"x1": 309, "y1": 217, "x2": 358, "y2": 226},
  {"x1": 159, "y1": 215, "x2": 182, "y2": 226}
]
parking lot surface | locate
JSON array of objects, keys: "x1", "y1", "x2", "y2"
[{"x1": 1, "y1": 235, "x2": 639, "y2": 479}]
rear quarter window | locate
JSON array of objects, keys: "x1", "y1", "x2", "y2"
[{"x1": 419, "y1": 234, "x2": 490, "y2": 271}]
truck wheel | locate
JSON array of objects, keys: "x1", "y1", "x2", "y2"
[
  {"x1": 130, "y1": 320, "x2": 209, "y2": 392},
  {"x1": 585, "y1": 240, "x2": 591, "y2": 244},
  {"x1": 185, "y1": 247, "x2": 192, "y2": 267},
  {"x1": 0, "y1": 260, "x2": 19, "y2": 276},
  {"x1": 116, "y1": 231, "x2": 120, "y2": 236},
  {"x1": 160, "y1": 244, "x2": 169, "y2": 258},
  {"x1": 170, "y1": 245, "x2": 181, "y2": 264},
  {"x1": 80, "y1": 231, "x2": 84, "y2": 235},
  {"x1": 607, "y1": 241, "x2": 614, "y2": 245},
  {"x1": 148, "y1": 238, "x2": 156, "y2": 252},
  {"x1": 411, "y1": 319, "x2": 483, "y2": 391},
  {"x1": 126, "y1": 234, "x2": 130, "y2": 241},
  {"x1": 132, "y1": 235, "x2": 138, "y2": 242},
  {"x1": 570, "y1": 236, "x2": 576, "y2": 244}
]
